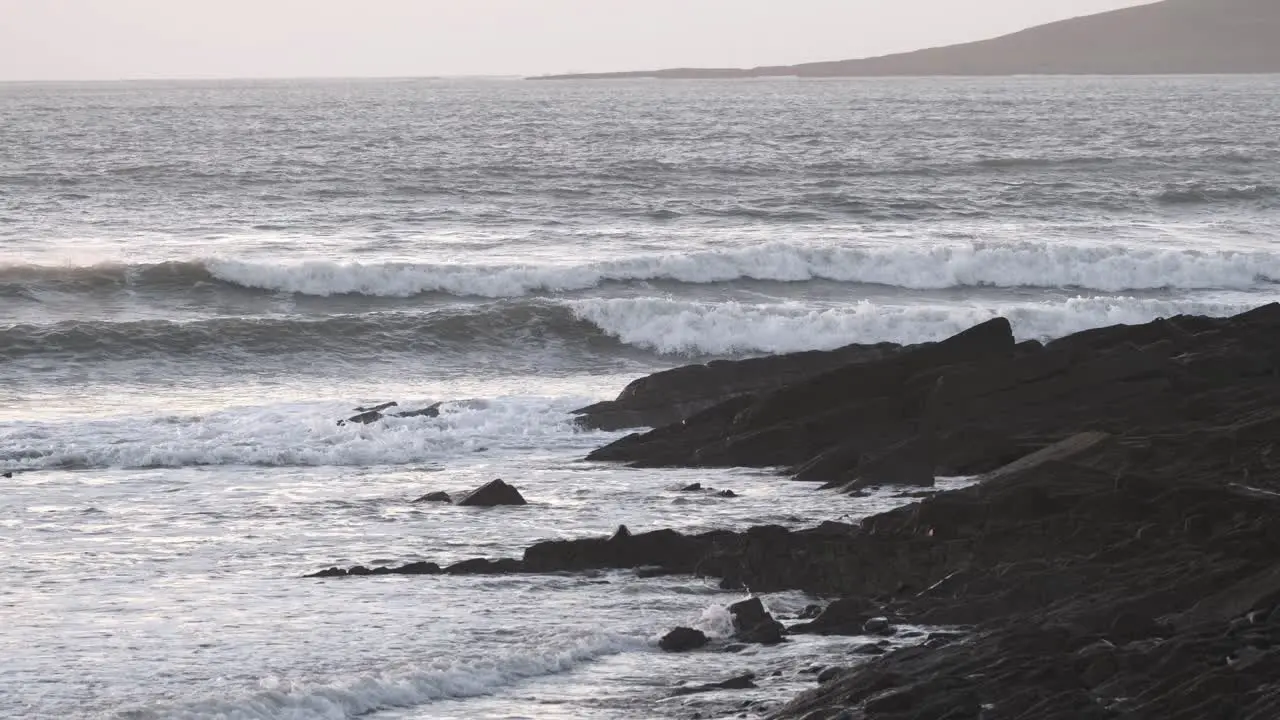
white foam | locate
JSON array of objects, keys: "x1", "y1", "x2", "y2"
[
  {"x1": 0, "y1": 396, "x2": 598, "y2": 471},
  {"x1": 129, "y1": 631, "x2": 644, "y2": 720},
  {"x1": 567, "y1": 296, "x2": 1267, "y2": 355},
  {"x1": 204, "y1": 241, "x2": 1280, "y2": 297}
]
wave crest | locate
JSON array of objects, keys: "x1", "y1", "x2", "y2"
[{"x1": 6, "y1": 240, "x2": 1280, "y2": 302}]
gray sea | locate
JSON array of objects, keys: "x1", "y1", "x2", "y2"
[{"x1": 2, "y1": 76, "x2": 1279, "y2": 719}]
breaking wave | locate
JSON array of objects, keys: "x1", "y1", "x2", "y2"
[
  {"x1": 567, "y1": 296, "x2": 1267, "y2": 355},
  {"x1": 5, "y1": 240, "x2": 1280, "y2": 302},
  {"x1": 0, "y1": 396, "x2": 597, "y2": 470},
  {"x1": 4, "y1": 294, "x2": 1273, "y2": 362},
  {"x1": 119, "y1": 631, "x2": 644, "y2": 719}
]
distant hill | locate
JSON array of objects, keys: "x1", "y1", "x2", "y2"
[{"x1": 531, "y1": 0, "x2": 1280, "y2": 80}]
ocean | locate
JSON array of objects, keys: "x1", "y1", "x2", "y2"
[{"x1": 2, "y1": 75, "x2": 1278, "y2": 719}]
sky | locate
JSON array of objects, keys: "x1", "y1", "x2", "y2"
[{"x1": 0, "y1": 0, "x2": 1157, "y2": 81}]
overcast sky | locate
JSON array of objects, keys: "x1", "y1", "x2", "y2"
[{"x1": 1, "y1": 0, "x2": 1156, "y2": 81}]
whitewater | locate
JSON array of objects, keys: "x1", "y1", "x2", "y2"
[{"x1": 3, "y1": 75, "x2": 1279, "y2": 719}]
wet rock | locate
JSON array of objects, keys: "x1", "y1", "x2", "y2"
[
  {"x1": 572, "y1": 342, "x2": 900, "y2": 431},
  {"x1": 305, "y1": 560, "x2": 442, "y2": 578},
  {"x1": 790, "y1": 597, "x2": 878, "y2": 635},
  {"x1": 730, "y1": 597, "x2": 787, "y2": 645},
  {"x1": 355, "y1": 401, "x2": 398, "y2": 414},
  {"x1": 817, "y1": 666, "x2": 845, "y2": 683},
  {"x1": 660, "y1": 626, "x2": 709, "y2": 652},
  {"x1": 671, "y1": 673, "x2": 758, "y2": 696},
  {"x1": 443, "y1": 558, "x2": 523, "y2": 574},
  {"x1": 680, "y1": 483, "x2": 703, "y2": 491},
  {"x1": 413, "y1": 491, "x2": 452, "y2": 503},
  {"x1": 394, "y1": 402, "x2": 442, "y2": 419},
  {"x1": 852, "y1": 642, "x2": 885, "y2": 655},
  {"x1": 457, "y1": 479, "x2": 527, "y2": 507},
  {"x1": 2, "y1": 471, "x2": 11, "y2": 478},
  {"x1": 863, "y1": 617, "x2": 892, "y2": 635},
  {"x1": 395, "y1": 561, "x2": 442, "y2": 575},
  {"x1": 798, "y1": 604, "x2": 823, "y2": 620},
  {"x1": 717, "y1": 489, "x2": 738, "y2": 498},
  {"x1": 338, "y1": 409, "x2": 386, "y2": 426}
]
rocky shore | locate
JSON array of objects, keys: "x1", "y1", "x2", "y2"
[{"x1": 314, "y1": 305, "x2": 1280, "y2": 719}]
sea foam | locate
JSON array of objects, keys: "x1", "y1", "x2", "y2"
[
  {"x1": 568, "y1": 295, "x2": 1267, "y2": 355},
  {"x1": 124, "y1": 631, "x2": 645, "y2": 720},
  {"x1": 203, "y1": 241, "x2": 1280, "y2": 297},
  {"x1": 0, "y1": 396, "x2": 599, "y2": 471}
]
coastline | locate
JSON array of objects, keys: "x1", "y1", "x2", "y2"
[{"x1": 315, "y1": 304, "x2": 1280, "y2": 718}]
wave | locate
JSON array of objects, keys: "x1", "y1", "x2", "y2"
[
  {"x1": 119, "y1": 631, "x2": 643, "y2": 719},
  {"x1": 5, "y1": 241, "x2": 1280, "y2": 302},
  {"x1": 0, "y1": 396, "x2": 599, "y2": 471},
  {"x1": 1155, "y1": 183, "x2": 1279, "y2": 205},
  {"x1": 4, "y1": 293, "x2": 1273, "y2": 362},
  {"x1": 0, "y1": 304, "x2": 604, "y2": 361},
  {"x1": 568, "y1": 296, "x2": 1268, "y2": 355}
]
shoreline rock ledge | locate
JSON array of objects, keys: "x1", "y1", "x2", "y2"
[{"x1": 312, "y1": 306, "x2": 1280, "y2": 719}]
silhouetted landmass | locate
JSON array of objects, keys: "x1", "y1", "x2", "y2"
[{"x1": 532, "y1": 0, "x2": 1280, "y2": 80}]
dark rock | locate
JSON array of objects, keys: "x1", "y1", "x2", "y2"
[
  {"x1": 2, "y1": 471, "x2": 11, "y2": 478},
  {"x1": 863, "y1": 617, "x2": 892, "y2": 635},
  {"x1": 306, "y1": 560, "x2": 442, "y2": 578},
  {"x1": 443, "y1": 558, "x2": 523, "y2": 574},
  {"x1": 413, "y1": 491, "x2": 452, "y2": 503},
  {"x1": 798, "y1": 604, "x2": 823, "y2": 620},
  {"x1": 790, "y1": 597, "x2": 878, "y2": 635},
  {"x1": 717, "y1": 489, "x2": 738, "y2": 498},
  {"x1": 852, "y1": 642, "x2": 885, "y2": 655},
  {"x1": 730, "y1": 596, "x2": 787, "y2": 644},
  {"x1": 659, "y1": 626, "x2": 709, "y2": 652},
  {"x1": 457, "y1": 479, "x2": 527, "y2": 507},
  {"x1": 680, "y1": 483, "x2": 703, "y2": 491},
  {"x1": 573, "y1": 342, "x2": 900, "y2": 431},
  {"x1": 729, "y1": 597, "x2": 772, "y2": 630},
  {"x1": 394, "y1": 402, "x2": 442, "y2": 419},
  {"x1": 354, "y1": 401, "x2": 398, "y2": 414},
  {"x1": 338, "y1": 409, "x2": 385, "y2": 426},
  {"x1": 395, "y1": 561, "x2": 442, "y2": 575},
  {"x1": 817, "y1": 666, "x2": 845, "y2": 683},
  {"x1": 319, "y1": 308, "x2": 1280, "y2": 720},
  {"x1": 670, "y1": 673, "x2": 758, "y2": 696}
]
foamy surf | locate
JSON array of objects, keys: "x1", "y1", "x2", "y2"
[
  {"x1": 7, "y1": 241, "x2": 1279, "y2": 303},
  {"x1": 206, "y1": 242, "x2": 1280, "y2": 296},
  {"x1": 120, "y1": 631, "x2": 647, "y2": 720},
  {"x1": 0, "y1": 396, "x2": 601, "y2": 471},
  {"x1": 568, "y1": 295, "x2": 1270, "y2": 355}
]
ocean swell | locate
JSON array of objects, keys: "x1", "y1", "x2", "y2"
[{"x1": 5, "y1": 241, "x2": 1280, "y2": 302}]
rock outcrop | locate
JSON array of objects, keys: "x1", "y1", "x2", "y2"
[
  {"x1": 309, "y1": 307, "x2": 1280, "y2": 719},
  {"x1": 659, "y1": 626, "x2": 710, "y2": 652},
  {"x1": 573, "y1": 342, "x2": 900, "y2": 430},
  {"x1": 457, "y1": 479, "x2": 527, "y2": 507},
  {"x1": 413, "y1": 491, "x2": 452, "y2": 503},
  {"x1": 338, "y1": 401, "x2": 441, "y2": 426}
]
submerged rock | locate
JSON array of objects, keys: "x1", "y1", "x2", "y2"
[{"x1": 457, "y1": 479, "x2": 527, "y2": 507}]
